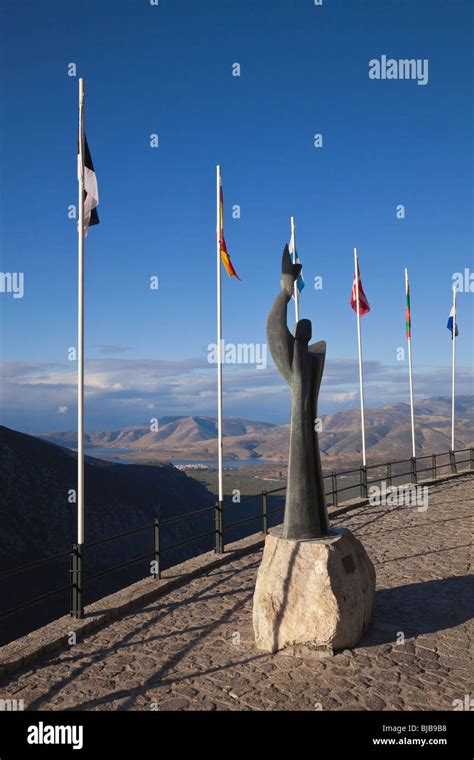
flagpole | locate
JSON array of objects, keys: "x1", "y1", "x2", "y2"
[
  {"x1": 354, "y1": 248, "x2": 366, "y2": 467},
  {"x1": 405, "y1": 268, "x2": 416, "y2": 458},
  {"x1": 72, "y1": 77, "x2": 86, "y2": 619},
  {"x1": 451, "y1": 285, "x2": 457, "y2": 450},
  {"x1": 216, "y1": 165, "x2": 224, "y2": 550},
  {"x1": 290, "y1": 215, "x2": 299, "y2": 323},
  {"x1": 77, "y1": 78, "x2": 85, "y2": 550}
]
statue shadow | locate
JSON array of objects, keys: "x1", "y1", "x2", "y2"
[
  {"x1": 271, "y1": 544, "x2": 300, "y2": 653},
  {"x1": 359, "y1": 574, "x2": 473, "y2": 648}
]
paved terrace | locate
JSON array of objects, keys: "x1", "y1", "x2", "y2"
[{"x1": 1, "y1": 475, "x2": 472, "y2": 711}]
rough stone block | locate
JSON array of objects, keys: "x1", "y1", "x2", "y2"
[{"x1": 253, "y1": 527, "x2": 375, "y2": 653}]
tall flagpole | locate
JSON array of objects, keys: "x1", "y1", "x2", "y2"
[
  {"x1": 354, "y1": 248, "x2": 366, "y2": 467},
  {"x1": 405, "y1": 268, "x2": 416, "y2": 458},
  {"x1": 77, "y1": 78, "x2": 85, "y2": 549},
  {"x1": 451, "y1": 285, "x2": 457, "y2": 450},
  {"x1": 216, "y1": 165, "x2": 224, "y2": 547},
  {"x1": 290, "y1": 215, "x2": 299, "y2": 323}
]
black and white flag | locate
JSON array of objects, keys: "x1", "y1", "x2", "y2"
[{"x1": 78, "y1": 134, "x2": 99, "y2": 235}]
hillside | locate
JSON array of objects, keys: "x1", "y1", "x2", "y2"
[
  {"x1": 0, "y1": 426, "x2": 214, "y2": 644},
  {"x1": 40, "y1": 397, "x2": 474, "y2": 465}
]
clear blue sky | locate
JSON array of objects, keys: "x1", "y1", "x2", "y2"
[{"x1": 0, "y1": 0, "x2": 472, "y2": 432}]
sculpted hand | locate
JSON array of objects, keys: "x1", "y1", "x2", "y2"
[{"x1": 281, "y1": 244, "x2": 302, "y2": 297}]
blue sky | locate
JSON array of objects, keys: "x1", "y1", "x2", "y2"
[{"x1": 0, "y1": 0, "x2": 472, "y2": 432}]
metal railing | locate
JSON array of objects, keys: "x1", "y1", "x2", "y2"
[{"x1": 1, "y1": 447, "x2": 472, "y2": 636}]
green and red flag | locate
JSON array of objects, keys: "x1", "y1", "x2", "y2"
[{"x1": 405, "y1": 276, "x2": 411, "y2": 339}]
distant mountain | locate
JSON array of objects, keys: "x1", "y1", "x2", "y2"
[
  {"x1": 318, "y1": 397, "x2": 473, "y2": 464},
  {"x1": 40, "y1": 397, "x2": 474, "y2": 464},
  {"x1": 0, "y1": 426, "x2": 214, "y2": 644},
  {"x1": 41, "y1": 416, "x2": 277, "y2": 455}
]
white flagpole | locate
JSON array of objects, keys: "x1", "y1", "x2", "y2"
[
  {"x1": 290, "y1": 215, "x2": 299, "y2": 323},
  {"x1": 451, "y1": 285, "x2": 457, "y2": 450},
  {"x1": 354, "y1": 248, "x2": 366, "y2": 467},
  {"x1": 405, "y1": 268, "x2": 416, "y2": 458},
  {"x1": 216, "y1": 165, "x2": 224, "y2": 544},
  {"x1": 77, "y1": 78, "x2": 85, "y2": 549}
]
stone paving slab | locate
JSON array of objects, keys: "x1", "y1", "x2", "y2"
[
  {"x1": 0, "y1": 475, "x2": 472, "y2": 711},
  {"x1": 0, "y1": 531, "x2": 265, "y2": 679}
]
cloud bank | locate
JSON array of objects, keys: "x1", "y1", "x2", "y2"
[{"x1": 0, "y1": 356, "x2": 472, "y2": 434}]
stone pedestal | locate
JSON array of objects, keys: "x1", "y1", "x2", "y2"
[{"x1": 253, "y1": 527, "x2": 375, "y2": 654}]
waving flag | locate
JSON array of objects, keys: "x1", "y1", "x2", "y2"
[
  {"x1": 83, "y1": 136, "x2": 99, "y2": 234},
  {"x1": 78, "y1": 133, "x2": 99, "y2": 236},
  {"x1": 350, "y1": 262, "x2": 371, "y2": 316},
  {"x1": 405, "y1": 277, "x2": 411, "y2": 339},
  {"x1": 447, "y1": 305, "x2": 459, "y2": 339},
  {"x1": 218, "y1": 177, "x2": 240, "y2": 280}
]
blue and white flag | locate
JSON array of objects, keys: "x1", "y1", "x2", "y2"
[
  {"x1": 447, "y1": 305, "x2": 459, "y2": 339},
  {"x1": 289, "y1": 226, "x2": 304, "y2": 294}
]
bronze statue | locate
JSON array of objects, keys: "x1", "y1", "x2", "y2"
[{"x1": 266, "y1": 246, "x2": 330, "y2": 539}]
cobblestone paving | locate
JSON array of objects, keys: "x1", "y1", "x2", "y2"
[{"x1": 2, "y1": 476, "x2": 473, "y2": 711}]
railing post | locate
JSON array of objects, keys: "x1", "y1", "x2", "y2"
[
  {"x1": 432, "y1": 454, "x2": 436, "y2": 480},
  {"x1": 360, "y1": 466, "x2": 367, "y2": 499},
  {"x1": 215, "y1": 500, "x2": 224, "y2": 554},
  {"x1": 411, "y1": 457, "x2": 417, "y2": 484},
  {"x1": 386, "y1": 461, "x2": 392, "y2": 488},
  {"x1": 70, "y1": 543, "x2": 84, "y2": 619},
  {"x1": 220, "y1": 499, "x2": 225, "y2": 552},
  {"x1": 331, "y1": 472, "x2": 338, "y2": 507},
  {"x1": 449, "y1": 449, "x2": 457, "y2": 474},
  {"x1": 153, "y1": 519, "x2": 161, "y2": 580},
  {"x1": 214, "y1": 500, "x2": 219, "y2": 553},
  {"x1": 261, "y1": 491, "x2": 268, "y2": 535}
]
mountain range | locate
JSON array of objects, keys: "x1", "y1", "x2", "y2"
[{"x1": 41, "y1": 396, "x2": 474, "y2": 466}]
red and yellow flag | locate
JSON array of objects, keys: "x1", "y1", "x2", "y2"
[{"x1": 218, "y1": 178, "x2": 240, "y2": 280}]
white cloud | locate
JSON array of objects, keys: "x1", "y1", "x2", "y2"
[
  {"x1": 57, "y1": 405, "x2": 68, "y2": 414},
  {"x1": 326, "y1": 391, "x2": 358, "y2": 403}
]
